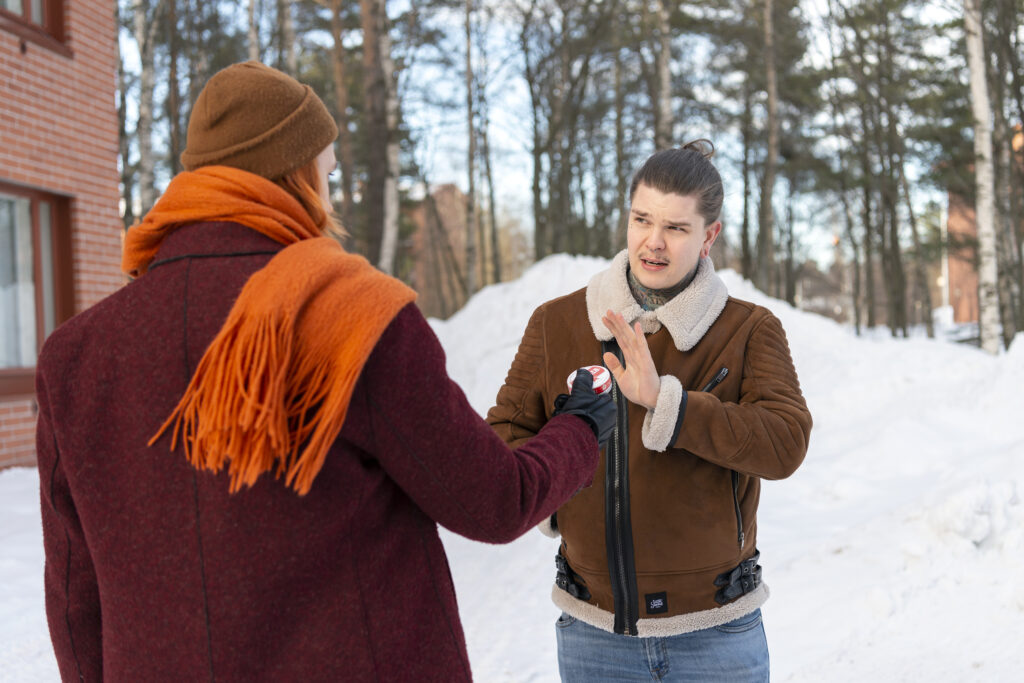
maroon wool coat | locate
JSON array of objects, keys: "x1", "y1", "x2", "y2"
[{"x1": 35, "y1": 221, "x2": 599, "y2": 682}]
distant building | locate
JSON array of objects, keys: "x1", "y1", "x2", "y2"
[
  {"x1": 944, "y1": 127, "x2": 1024, "y2": 326},
  {"x1": 1, "y1": 0, "x2": 121, "y2": 468},
  {"x1": 945, "y1": 193, "x2": 980, "y2": 324},
  {"x1": 406, "y1": 184, "x2": 470, "y2": 320},
  {"x1": 406, "y1": 184, "x2": 531, "y2": 320}
]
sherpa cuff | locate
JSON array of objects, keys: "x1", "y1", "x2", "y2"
[{"x1": 641, "y1": 375, "x2": 686, "y2": 452}]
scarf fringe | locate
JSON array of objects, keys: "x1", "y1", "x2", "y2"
[{"x1": 149, "y1": 301, "x2": 350, "y2": 496}]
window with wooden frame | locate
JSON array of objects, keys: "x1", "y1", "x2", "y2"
[
  {"x1": 0, "y1": 0, "x2": 67, "y2": 55},
  {"x1": 0, "y1": 181, "x2": 73, "y2": 397}
]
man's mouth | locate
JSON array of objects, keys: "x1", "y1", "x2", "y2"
[{"x1": 641, "y1": 257, "x2": 668, "y2": 269}]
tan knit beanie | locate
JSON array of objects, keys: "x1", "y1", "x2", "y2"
[{"x1": 181, "y1": 61, "x2": 338, "y2": 179}]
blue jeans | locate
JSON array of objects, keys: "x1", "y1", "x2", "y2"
[{"x1": 555, "y1": 609, "x2": 769, "y2": 682}]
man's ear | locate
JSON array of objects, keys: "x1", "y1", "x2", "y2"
[{"x1": 702, "y1": 221, "x2": 722, "y2": 258}]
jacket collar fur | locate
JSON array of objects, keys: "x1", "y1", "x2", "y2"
[{"x1": 585, "y1": 250, "x2": 729, "y2": 351}]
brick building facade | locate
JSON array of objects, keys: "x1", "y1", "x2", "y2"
[{"x1": 1, "y1": 0, "x2": 121, "y2": 467}]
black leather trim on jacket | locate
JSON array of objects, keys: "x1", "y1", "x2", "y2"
[
  {"x1": 669, "y1": 388, "x2": 687, "y2": 446},
  {"x1": 601, "y1": 339, "x2": 639, "y2": 636}
]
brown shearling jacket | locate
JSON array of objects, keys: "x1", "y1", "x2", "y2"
[{"x1": 487, "y1": 252, "x2": 812, "y2": 637}]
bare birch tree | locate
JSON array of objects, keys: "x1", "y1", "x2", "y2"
[
  {"x1": 463, "y1": 0, "x2": 478, "y2": 294},
  {"x1": 323, "y1": 0, "x2": 355, "y2": 231},
  {"x1": 278, "y1": 0, "x2": 297, "y2": 75},
  {"x1": 361, "y1": 0, "x2": 387, "y2": 262},
  {"x1": 756, "y1": 0, "x2": 779, "y2": 294},
  {"x1": 377, "y1": 1, "x2": 400, "y2": 275},
  {"x1": 964, "y1": 0, "x2": 1001, "y2": 353},
  {"x1": 117, "y1": 1, "x2": 135, "y2": 229},
  {"x1": 248, "y1": 0, "x2": 260, "y2": 62},
  {"x1": 132, "y1": 0, "x2": 163, "y2": 215},
  {"x1": 653, "y1": 0, "x2": 672, "y2": 150}
]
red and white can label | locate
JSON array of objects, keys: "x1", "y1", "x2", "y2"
[{"x1": 566, "y1": 365, "x2": 612, "y2": 395}]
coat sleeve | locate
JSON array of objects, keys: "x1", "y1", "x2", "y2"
[
  {"x1": 36, "y1": 369, "x2": 103, "y2": 682},
  {"x1": 673, "y1": 311, "x2": 812, "y2": 480},
  {"x1": 485, "y1": 305, "x2": 552, "y2": 449},
  {"x1": 360, "y1": 304, "x2": 597, "y2": 544}
]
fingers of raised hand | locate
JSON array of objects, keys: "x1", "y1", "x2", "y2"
[
  {"x1": 603, "y1": 310, "x2": 635, "y2": 346},
  {"x1": 602, "y1": 351, "x2": 623, "y2": 376}
]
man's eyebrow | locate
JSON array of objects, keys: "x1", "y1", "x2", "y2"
[{"x1": 631, "y1": 208, "x2": 693, "y2": 227}]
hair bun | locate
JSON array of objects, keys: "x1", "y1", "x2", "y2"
[{"x1": 681, "y1": 139, "x2": 715, "y2": 160}]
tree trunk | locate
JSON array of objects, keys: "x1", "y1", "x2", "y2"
[
  {"x1": 377, "y1": 3, "x2": 400, "y2": 275},
  {"x1": 166, "y1": 0, "x2": 182, "y2": 176},
  {"x1": 784, "y1": 175, "x2": 796, "y2": 305},
  {"x1": 839, "y1": 175, "x2": 862, "y2": 335},
  {"x1": 886, "y1": 191, "x2": 907, "y2": 336},
  {"x1": 740, "y1": 83, "x2": 753, "y2": 280},
  {"x1": 328, "y1": 0, "x2": 355, "y2": 231},
  {"x1": 990, "y1": 7, "x2": 1021, "y2": 347},
  {"x1": 463, "y1": 0, "x2": 478, "y2": 294},
  {"x1": 278, "y1": 0, "x2": 297, "y2": 75},
  {"x1": 247, "y1": 0, "x2": 260, "y2": 62},
  {"x1": 551, "y1": 8, "x2": 572, "y2": 256},
  {"x1": 613, "y1": 42, "x2": 628, "y2": 253},
  {"x1": 133, "y1": 0, "x2": 160, "y2": 214},
  {"x1": 879, "y1": 15, "x2": 906, "y2": 337},
  {"x1": 897, "y1": 158, "x2": 934, "y2": 337},
  {"x1": 757, "y1": 0, "x2": 778, "y2": 294},
  {"x1": 361, "y1": 0, "x2": 386, "y2": 263},
  {"x1": 479, "y1": 93, "x2": 501, "y2": 284},
  {"x1": 964, "y1": 0, "x2": 1001, "y2": 353},
  {"x1": 653, "y1": 0, "x2": 672, "y2": 150},
  {"x1": 117, "y1": 2, "x2": 135, "y2": 230},
  {"x1": 860, "y1": 145, "x2": 876, "y2": 329}
]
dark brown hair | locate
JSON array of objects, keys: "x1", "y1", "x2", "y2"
[
  {"x1": 628, "y1": 139, "x2": 723, "y2": 225},
  {"x1": 275, "y1": 159, "x2": 347, "y2": 239}
]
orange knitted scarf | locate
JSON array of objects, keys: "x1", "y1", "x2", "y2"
[{"x1": 124, "y1": 166, "x2": 416, "y2": 495}]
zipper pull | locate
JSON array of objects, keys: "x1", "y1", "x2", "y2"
[{"x1": 700, "y1": 367, "x2": 729, "y2": 392}]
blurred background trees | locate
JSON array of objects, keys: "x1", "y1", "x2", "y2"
[{"x1": 115, "y1": 0, "x2": 1024, "y2": 350}]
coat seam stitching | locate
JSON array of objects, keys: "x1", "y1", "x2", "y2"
[
  {"x1": 46, "y1": 414, "x2": 85, "y2": 682},
  {"x1": 183, "y1": 259, "x2": 216, "y2": 682}
]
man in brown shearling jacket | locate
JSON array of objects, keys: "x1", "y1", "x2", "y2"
[{"x1": 487, "y1": 141, "x2": 812, "y2": 682}]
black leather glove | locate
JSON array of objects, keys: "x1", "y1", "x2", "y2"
[{"x1": 552, "y1": 369, "x2": 617, "y2": 448}]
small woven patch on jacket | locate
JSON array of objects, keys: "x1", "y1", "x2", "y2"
[{"x1": 645, "y1": 591, "x2": 668, "y2": 615}]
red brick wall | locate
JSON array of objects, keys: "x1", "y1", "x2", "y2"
[
  {"x1": 0, "y1": 0, "x2": 121, "y2": 467},
  {"x1": 0, "y1": 399, "x2": 37, "y2": 467}
]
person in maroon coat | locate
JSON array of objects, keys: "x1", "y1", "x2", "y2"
[{"x1": 35, "y1": 61, "x2": 615, "y2": 682}]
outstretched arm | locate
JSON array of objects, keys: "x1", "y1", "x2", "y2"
[{"x1": 362, "y1": 304, "x2": 599, "y2": 544}]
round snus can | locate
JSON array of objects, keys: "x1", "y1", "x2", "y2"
[{"x1": 566, "y1": 365, "x2": 613, "y2": 395}]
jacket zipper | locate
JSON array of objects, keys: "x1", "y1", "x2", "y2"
[
  {"x1": 701, "y1": 367, "x2": 729, "y2": 392},
  {"x1": 731, "y1": 470, "x2": 745, "y2": 549},
  {"x1": 603, "y1": 341, "x2": 638, "y2": 636}
]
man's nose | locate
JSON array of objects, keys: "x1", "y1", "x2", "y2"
[{"x1": 646, "y1": 227, "x2": 666, "y2": 250}]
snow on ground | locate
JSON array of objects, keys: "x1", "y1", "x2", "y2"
[{"x1": 2, "y1": 254, "x2": 1023, "y2": 682}]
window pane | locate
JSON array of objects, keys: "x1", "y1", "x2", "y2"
[
  {"x1": 38, "y1": 201, "x2": 55, "y2": 336},
  {"x1": 0, "y1": 194, "x2": 37, "y2": 369},
  {"x1": 31, "y1": 0, "x2": 42, "y2": 25},
  {"x1": 2, "y1": 0, "x2": 23, "y2": 17}
]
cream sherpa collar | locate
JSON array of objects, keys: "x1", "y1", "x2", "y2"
[{"x1": 586, "y1": 250, "x2": 729, "y2": 351}]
